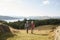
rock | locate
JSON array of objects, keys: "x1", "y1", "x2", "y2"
[
  {"x1": 0, "y1": 24, "x2": 11, "y2": 33},
  {"x1": 54, "y1": 26, "x2": 60, "y2": 40}
]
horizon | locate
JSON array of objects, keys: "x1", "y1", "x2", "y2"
[
  {"x1": 0, "y1": 0, "x2": 60, "y2": 17},
  {"x1": 0, "y1": 15, "x2": 60, "y2": 17}
]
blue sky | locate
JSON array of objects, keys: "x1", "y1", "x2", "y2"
[{"x1": 0, "y1": 0, "x2": 60, "y2": 17}]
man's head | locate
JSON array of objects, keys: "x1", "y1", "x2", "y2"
[{"x1": 26, "y1": 21, "x2": 28, "y2": 23}]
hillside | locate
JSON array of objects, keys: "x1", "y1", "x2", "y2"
[
  {"x1": 35, "y1": 25, "x2": 58, "y2": 30},
  {"x1": 0, "y1": 25, "x2": 58, "y2": 40},
  {"x1": 5, "y1": 25, "x2": 56, "y2": 40}
]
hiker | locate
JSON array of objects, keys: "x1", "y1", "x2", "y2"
[
  {"x1": 31, "y1": 21, "x2": 35, "y2": 34},
  {"x1": 25, "y1": 21, "x2": 29, "y2": 34}
]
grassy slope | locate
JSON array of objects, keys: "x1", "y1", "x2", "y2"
[
  {"x1": 35, "y1": 25, "x2": 58, "y2": 30},
  {"x1": 7, "y1": 30, "x2": 52, "y2": 40},
  {"x1": 1, "y1": 25, "x2": 57, "y2": 40}
]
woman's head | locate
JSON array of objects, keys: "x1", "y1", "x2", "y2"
[{"x1": 31, "y1": 21, "x2": 34, "y2": 24}]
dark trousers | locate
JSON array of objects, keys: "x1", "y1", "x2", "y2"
[
  {"x1": 26, "y1": 27, "x2": 28, "y2": 33},
  {"x1": 31, "y1": 28, "x2": 34, "y2": 34}
]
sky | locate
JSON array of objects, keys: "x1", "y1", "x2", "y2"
[{"x1": 0, "y1": 0, "x2": 60, "y2": 17}]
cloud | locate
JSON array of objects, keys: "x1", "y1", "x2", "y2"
[
  {"x1": 43, "y1": 0, "x2": 49, "y2": 5},
  {"x1": 0, "y1": 0, "x2": 16, "y2": 2},
  {"x1": 0, "y1": 0, "x2": 43, "y2": 17},
  {"x1": 0, "y1": 0, "x2": 25, "y2": 16},
  {"x1": 40, "y1": 0, "x2": 49, "y2": 6}
]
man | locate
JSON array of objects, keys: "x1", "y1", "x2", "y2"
[
  {"x1": 31, "y1": 21, "x2": 35, "y2": 34},
  {"x1": 25, "y1": 21, "x2": 29, "y2": 34}
]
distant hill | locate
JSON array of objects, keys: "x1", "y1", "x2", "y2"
[
  {"x1": 51, "y1": 16, "x2": 60, "y2": 19},
  {"x1": 0, "y1": 15, "x2": 60, "y2": 21},
  {"x1": 26, "y1": 16, "x2": 51, "y2": 20},
  {"x1": 25, "y1": 16, "x2": 60, "y2": 20},
  {"x1": 0, "y1": 15, "x2": 19, "y2": 20}
]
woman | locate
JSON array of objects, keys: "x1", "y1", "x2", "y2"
[{"x1": 31, "y1": 21, "x2": 35, "y2": 34}]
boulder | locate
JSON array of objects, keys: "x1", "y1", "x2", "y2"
[
  {"x1": 54, "y1": 26, "x2": 60, "y2": 40},
  {"x1": 0, "y1": 23, "x2": 11, "y2": 33}
]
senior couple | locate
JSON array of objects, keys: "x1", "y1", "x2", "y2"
[{"x1": 25, "y1": 21, "x2": 35, "y2": 34}]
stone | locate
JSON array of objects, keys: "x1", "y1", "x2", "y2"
[{"x1": 0, "y1": 24, "x2": 11, "y2": 33}]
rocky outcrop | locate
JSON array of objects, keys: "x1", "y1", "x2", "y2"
[
  {"x1": 0, "y1": 23, "x2": 11, "y2": 33},
  {"x1": 54, "y1": 26, "x2": 60, "y2": 40}
]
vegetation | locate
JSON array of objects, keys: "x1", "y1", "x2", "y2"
[
  {"x1": 0, "y1": 19, "x2": 59, "y2": 29},
  {"x1": 2, "y1": 19, "x2": 60, "y2": 29},
  {"x1": 0, "y1": 32, "x2": 14, "y2": 40}
]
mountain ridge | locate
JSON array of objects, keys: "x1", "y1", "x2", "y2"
[{"x1": 0, "y1": 15, "x2": 60, "y2": 20}]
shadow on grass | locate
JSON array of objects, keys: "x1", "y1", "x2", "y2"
[
  {"x1": 33, "y1": 33, "x2": 48, "y2": 36},
  {"x1": 0, "y1": 32, "x2": 16, "y2": 40}
]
